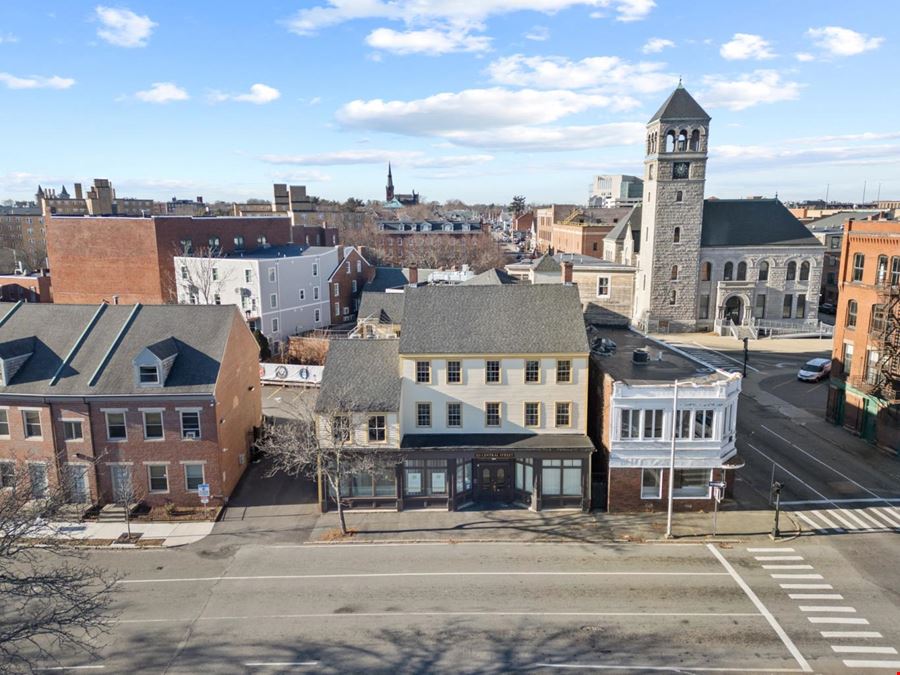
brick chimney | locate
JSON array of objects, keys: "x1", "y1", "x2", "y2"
[
  {"x1": 408, "y1": 264, "x2": 418, "y2": 285},
  {"x1": 74, "y1": 183, "x2": 83, "y2": 200},
  {"x1": 562, "y1": 261, "x2": 573, "y2": 284}
]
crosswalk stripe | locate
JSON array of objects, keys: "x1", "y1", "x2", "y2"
[
  {"x1": 871, "y1": 507, "x2": 900, "y2": 528},
  {"x1": 842, "y1": 659, "x2": 900, "y2": 669},
  {"x1": 747, "y1": 548, "x2": 795, "y2": 553},
  {"x1": 795, "y1": 512, "x2": 828, "y2": 531},
  {"x1": 832, "y1": 646, "x2": 898, "y2": 655},
  {"x1": 837, "y1": 509, "x2": 872, "y2": 529},
  {"x1": 762, "y1": 565, "x2": 813, "y2": 570},
  {"x1": 780, "y1": 583, "x2": 832, "y2": 589},
  {"x1": 821, "y1": 631, "x2": 883, "y2": 639},
  {"x1": 754, "y1": 556, "x2": 804, "y2": 561},
  {"x1": 799, "y1": 606, "x2": 856, "y2": 613},
  {"x1": 821, "y1": 509, "x2": 855, "y2": 530},
  {"x1": 771, "y1": 573, "x2": 823, "y2": 579},
  {"x1": 855, "y1": 509, "x2": 893, "y2": 529},
  {"x1": 808, "y1": 617, "x2": 869, "y2": 624},
  {"x1": 790, "y1": 594, "x2": 843, "y2": 600}
]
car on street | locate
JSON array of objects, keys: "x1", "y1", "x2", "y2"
[
  {"x1": 819, "y1": 302, "x2": 837, "y2": 315},
  {"x1": 797, "y1": 357, "x2": 832, "y2": 382}
]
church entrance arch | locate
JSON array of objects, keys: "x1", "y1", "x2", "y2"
[{"x1": 723, "y1": 296, "x2": 743, "y2": 325}]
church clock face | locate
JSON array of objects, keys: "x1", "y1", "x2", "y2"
[{"x1": 673, "y1": 161, "x2": 690, "y2": 179}]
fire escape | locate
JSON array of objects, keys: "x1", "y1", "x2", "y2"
[{"x1": 858, "y1": 277, "x2": 900, "y2": 404}]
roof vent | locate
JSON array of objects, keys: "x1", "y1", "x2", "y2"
[{"x1": 632, "y1": 348, "x2": 650, "y2": 364}]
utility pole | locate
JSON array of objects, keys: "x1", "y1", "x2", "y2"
[
  {"x1": 665, "y1": 380, "x2": 679, "y2": 539},
  {"x1": 742, "y1": 337, "x2": 749, "y2": 377},
  {"x1": 771, "y1": 481, "x2": 784, "y2": 539}
]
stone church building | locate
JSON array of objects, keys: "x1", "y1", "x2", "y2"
[{"x1": 633, "y1": 85, "x2": 824, "y2": 334}]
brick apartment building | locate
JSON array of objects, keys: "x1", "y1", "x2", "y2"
[
  {"x1": 550, "y1": 207, "x2": 634, "y2": 257},
  {"x1": 46, "y1": 214, "x2": 337, "y2": 304},
  {"x1": 0, "y1": 302, "x2": 261, "y2": 508},
  {"x1": 0, "y1": 271, "x2": 52, "y2": 303},
  {"x1": 0, "y1": 203, "x2": 47, "y2": 269},
  {"x1": 327, "y1": 247, "x2": 376, "y2": 322},
  {"x1": 826, "y1": 219, "x2": 900, "y2": 451}
]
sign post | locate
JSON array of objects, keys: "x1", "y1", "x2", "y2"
[
  {"x1": 709, "y1": 480, "x2": 726, "y2": 536},
  {"x1": 198, "y1": 483, "x2": 210, "y2": 505}
]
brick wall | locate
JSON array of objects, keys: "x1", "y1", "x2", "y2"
[
  {"x1": 328, "y1": 248, "x2": 375, "y2": 320},
  {"x1": 0, "y1": 402, "x2": 59, "y2": 494},
  {"x1": 607, "y1": 466, "x2": 732, "y2": 513}
]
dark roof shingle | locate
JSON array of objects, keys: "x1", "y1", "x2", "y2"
[
  {"x1": 358, "y1": 291, "x2": 405, "y2": 324},
  {"x1": 649, "y1": 85, "x2": 710, "y2": 123},
  {"x1": 701, "y1": 199, "x2": 821, "y2": 248},
  {"x1": 315, "y1": 339, "x2": 400, "y2": 412}
]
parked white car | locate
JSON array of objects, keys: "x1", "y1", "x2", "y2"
[{"x1": 797, "y1": 357, "x2": 832, "y2": 382}]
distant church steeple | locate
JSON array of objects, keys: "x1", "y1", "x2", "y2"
[{"x1": 386, "y1": 163, "x2": 395, "y2": 201}]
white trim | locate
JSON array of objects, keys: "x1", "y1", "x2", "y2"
[
  {"x1": 137, "y1": 407, "x2": 165, "y2": 413},
  {"x1": 178, "y1": 460, "x2": 208, "y2": 465},
  {"x1": 104, "y1": 410, "x2": 128, "y2": 442},
  {"x1": 18, "y1": 406, "x2": 44, "y2": 412},
  {"x1": 146, "y1": 463, "x2": 169, "y2": 494},
  {"x1": 175, "y1": 407, "x2": 203, "y2": 412},
  {"x1": 182, "y1": 462, "x2": 206, "y2": 492},
  {"x1": 179, "y1": 409, "x2": 202, "y2": 440},
  {"x1": 142, "y1": 461, "x2": 171, "y2": 465},
  {"x1": 142, "y1": 410, "x2": 165, "y2": 442},
  {"x1": 99, "y1": 407, "x2": 128, "y2": 413},
  {"x1": 105, "y1": 461, "x2": 134, "y2": 466}
]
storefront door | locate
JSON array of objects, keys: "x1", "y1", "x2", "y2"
[{"x1": 475, "y1": 462, "x2": 513, "y2": 503}]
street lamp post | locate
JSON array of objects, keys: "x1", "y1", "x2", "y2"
[
  {"x1": 665, "y1": 380, "x2": 679, "y2": 539},
  {"x1": 771, "y1": 481, "x2": 784, "y2": 539},
  {"x1": 742, "y1": 337, "x2": 749, "y2": 377}
]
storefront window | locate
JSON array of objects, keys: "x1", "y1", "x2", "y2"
[
  {"x1": 456, "y1": 461, "x2": 473, "y2": 493},
  {"x1": 515, "y1": 459, "x2": 533, "y2": 493},
  {"x1": 673, "y1": 469, "x2": 710, "y2": 498},
  {"x1": 404, "y1": 459, "x2": 447, "y2": 496},
  {"x1": 641, "y1": 469, "x2": 662, "y2": 499},
  {"x1": 542, "y1": 460, "x2": 561, "y2": 495},
  {"x1": 562, "y1": 460, "x2": 581, "y2": 495}
]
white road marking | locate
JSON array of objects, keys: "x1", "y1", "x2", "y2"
[
  {"x1": 835, "y1": 509, "x2": 872, "y2": 529},
  {"x1": 244, "y1": 662, "x2": 319, "y2": 667},
  {"x1": 794, "y1": 512, "x2": 830, "y2": 532},
  {"x1": 841, "y1": 659, "x2": 900, "y2": 669},
  {"x1": 821, "y1": 631, "x2": 883, "y2": 639},
  {"x1": 117, "y1": 610, "x2": 763, "y2": 624},
  {"x1": 810, "y1": 510, "x2": 844, "y2": 530},
  {"x1": 780, "y1": 583, "x2": 832, "y2": 589},
  {"x1": 755, "y1": 556, "x2": 804, "y2": 561},
  {"x1": 832, "y1": 646, "x2": 897, "y2": 654},
  {"x1": 798, "y1": 606, "x2": 856, "y2": 613},
  {"x1": 706, "y1": 544, "x2": 812, "y2": 673},
  {"x1": 762, "y1": 565, "x2": 814, "y2": 570},
  {"x1": 747, "y1": 548, "x2": 796, "y2": 553},
  {"x1": 770, "y1": 574, "x2": 824, "y2": 579},
  {"x1": 855, "y1": 509, "x2": 894, "y2": 529},
  {"x1": 760, "y1": 425, "x2": 895, "y2": 506},
  {"x1": 789, "y1": 594, "x2": 843, "y2": 600},
  {"x1": 871, "y1": 507, "x2": 900, "y2": 528},
  {"x1": 34, "y1": 669, "x2": 105, "y2": 672},
  {"x1": 117, "y1": 571, "x2": 730, "y2": 584},
  {"x1": 808, "y1": 617, "x2": 870, "y2": 625},
  {"x1": 781, "y1": 498, "x2": 900, "y2": 505},
  {"x1": 535, "y1": 665, "x2": 805, "y2": 673}
]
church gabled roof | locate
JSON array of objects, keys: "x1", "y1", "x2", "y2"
[
  {"x1": 701, "y1": 199, "x2": 820, "y2": 248},
  {"x1": 649, "y1": 85, "x2": 710, "y2": 123}
]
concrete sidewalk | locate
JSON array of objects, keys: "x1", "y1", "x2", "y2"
[
  {"x1": 308, "y1": 505, "x2": 797, "y2": 544},
  {"x1": 34, "y1": 520, "x2": 215, "y2": 547}
]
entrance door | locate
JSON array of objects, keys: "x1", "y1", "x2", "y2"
[
  {"x1": 66, "y1": 465, "x2": 89, "y2": 503},
  {"x1": 724, "y1": 296, "x2": 743, "y2": 325},
  {"x1": 476, "y1": 462, "x2": 513, "y2": 503},
  {"x1": 110, "y1": 465, "x2": 131, "y2": 502}
]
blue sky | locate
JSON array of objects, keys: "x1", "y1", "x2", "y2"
[{"x1": 1, "y1": 1, "x2": 897, "y2": 205}]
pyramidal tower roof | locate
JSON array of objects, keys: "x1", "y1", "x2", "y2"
[{"x1": 648, "y1": 83, "x2": 710, "y2": 123}]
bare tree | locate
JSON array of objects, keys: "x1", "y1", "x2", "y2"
[
  {"x1": 174, "y1": 244, "x2": 235, "y2": 305},
  {"x1": 0, "y1": 467, "x2": 116, "y2": 672},
  {"x1": 111, "y1": 465, "x2": 144, "y2": 540},
  {"x1": 258, "y1": 391, "x2": 400, "y2": 535}
]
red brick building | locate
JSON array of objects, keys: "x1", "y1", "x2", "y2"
[
  {"x1": 0, "y1": 271, "x2": 52, "y2": 303},
  {"x1": 0, "y1": 302, "x2": 261, "y2": 508},
  {"x1": 327, "y1": 247, "x2": 376, "y2": 322},
  {"x1": 46, "y1": 214, "x2": 337, "y2": 304},
  {"x1": 826, "y1": 220, "x2": 900, "y2": 451}
]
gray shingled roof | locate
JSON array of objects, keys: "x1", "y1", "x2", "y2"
[
  {"x1": 398, "y1": 285, "x2": 588, "y2": 355},
  {"x1": 364, "y1": 267, "x2": 409, "y2": 292},
  {"x1": 461, "y1": 268, "x2": 518, "y2": 285},
  {"x1": 0, "y1": 303, "x2": 238, "y2": 396},
  {"x1": 358, "y1": 291, "x2": 405, "y2": 324},
  {"x1": 315, "y1": 339, "x2": 401, "y2": 412},
  {"x1": 532, "y1": 255, "x2": 561, "y2": 273},
  {"x1": 649, "y1": 85, "x2": 710, "y2": 123},
  {"x1": 147, "y1": 337, "x2": 179, "y2": 360},
  {"x1": 701, "y1": 199, "x2": 821, "y2": 248},
  {"x1": 806, "y1": 210, "x2": 882, "y2": 232}
]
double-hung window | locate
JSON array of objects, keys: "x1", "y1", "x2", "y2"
[
  {"x1": 524, "y1": 402, "x2": 540, "y2": 427},
  {"x1": 332, "y1": 415, "x2": 350, "y2": 443},
  {"x1": 184, "y1": 464, "x2": 205, "y2": 491},
  {"x1": 447, "y1": 402, "x2": 462, "y2": 428},
  {"x1": 143, "y1": 411, "x2": 164, "y2": 440},
  {"x1": 148, "y1": 465, "x2": 169, "y2": 492},
  {"x1": 596, "y1": 276, "x2": 610, "y2": 297},
  {"x1": 446, "y1": 360, "x2": 461, "y2": 384},
  {"x1": 105, "y1": 412, "x2": 126, "y2": 441},
  {"x1": 852, "y1": 253, "x2": 865, "y2": 282},
  {"x1": 554, "y1": 402, "x2": 571, "y2": 428},
  {"x1": 0, "y1": 461, "x2": 14, "y2": 488},
  {"x1": 485, "y1": 402, "x2": 501, "y2": 427},
  {"x1": 180, "y1": 411, "x2": 200, "y2": 439},
  {"x1": 556, "y1": 360, "x2": 572, "y2": 383},
  {"x1": 139, "y1": 365, "x2": 159, "y2": 384},
  {"x1": 485, "y1": 360, "x2": 500, "y2": 384},
  {"x1": 367, "y1": 415, "x2": 386, "y2": 442},
  {"x1": 416, "y1": 402, "x2": 432, "y2": 427},
  {"x1": 620, "y1": 409, "x2": 639, "y2": 439},
  {"x1": 63, "y1": 420, "x2": 83, "y2": 441},
  {"x1": 0, "y1": 410, "x2": 9, "y2": 436},
  {"x1": 23, "y1": 410, "x2": 42, "y2": 438},
  {"x1": 524, "y1": 360, "x2": 540, "y2": 383},
  {"x1": 415, "y1": 361, "x2": 431, "y2": 383}
]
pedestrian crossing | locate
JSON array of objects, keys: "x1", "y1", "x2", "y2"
[
  {"x1": 664, "y1": 343, "x2": 746, "y2": 374},
  {"x1": 788, "y1": 505, "x2": 900, "y2": 535}
]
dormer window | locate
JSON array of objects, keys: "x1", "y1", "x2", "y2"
[
  {"x1": 134, "y1": 338, "x2": 179, "y2": 388},
  {"x1": 139, "y1": 366, "x2": 159, "y2": 384}
]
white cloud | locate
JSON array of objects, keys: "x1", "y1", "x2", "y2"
[
  {"x1": 642, "y1": 37, "x2": 673, "y2": 54},
  {"x1": 440, "y1": 122, "x2": 646, "y2": 151},
  {"x1": 270, "y1": 169, "x2": 333, "y2": 183},
  {"x1": 365, "y1": 27, "x2": 491, "y2": 54},
  {"x1": 210, "y1": 83, "x2": 281, "y2": 104},
  {"x1": 487, "y1": 54, "x2": 676, "y2": 93},
  {"x1": 719, "y1": 33, "x2": 775, "y2": 60},
  {"x1": 806, "y1": 26, "x2": 883, "y2": 57},
  {"x1": 95, "y1": 6, "x2": 156, "y2": 48},
  {"x1": 286, "y1": 0, "x2": 654, "y2": 37},
  {"x1": 714, "y1": 143, "x2": 900, "y2": 168},
  {"x1": 261, "y1": 149, "x2": 494, "y2": 168},
  {"x1": 795, "y1": 52, "x2": 815, "y2": 62},
  {"x1": 336, "y1": 87, "x2": 637, "y2": 135},
  {"x1": 0, "y1": 33, "x2": 19, "y2": 44},
  {"x1": 134, "y1": 82, "x2": 189, "y2": 103},
  {"x1": 525, "y1": 25, "x2": 550, "y2": 41},
  {"x1": 699, "y1": 70, "x2": 800, "y2": 111},
  {"x1": 0, "y1": 72, "x2": 75, "y2": 90}
]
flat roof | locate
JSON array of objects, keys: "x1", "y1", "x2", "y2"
[{"x1": 591, "y1": 327, "x2": 727, "y2": 384}]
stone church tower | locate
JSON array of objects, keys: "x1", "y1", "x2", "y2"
[{"x1": 633, "y1": 84, "x2": 710, "y2": 333}]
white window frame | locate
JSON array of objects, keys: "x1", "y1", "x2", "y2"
[
  {"x1": 142, "y1": 410, "x2": 165, "y2": 441},
  {"x1": 62, "y1": 418, "x2": 84, "y2": 442},
  {"x1": 268, "y1": 267, "x2": 276, "y2": 283},
  {"x1": 271, "y1": 317, "x2": 279, "y2": 333},
  {"x1": 314, "y1": 309, "x2": 320, "y2": 323},
  {"x1": 104, "y1": 410, "x2": 127, "y2": 442},
  {"x1": 313, "y1": 287, "x2": 319, "y2": 300},
  {"x1": 183, "y1": 463, "x2": 205, "y2": 492},
  {"x1": 596, "y1": 275, "x2": 610, "y2": 297},
  {"x1": 312, "y1": 262, "x2": 319, "y2": 276},
  {"x1": 138, "y1": 365, "x2": 160, "y2": 385},
  {"x1": 270, "y1": 293, "x2": 277, "y2": 309},
  {"x1": 147, "y1": 463, "x2": 169, "y2": 493},
  {"x1": 22, "y1": 408, "x2": 43, "y2": 439},
  {"x1": 673, "y1": 468, "x2": 712, "y2": 499},
  {"x1": 0, "y1": 409, "x2": 8, "y2": 438},
  {"x1": 178, "y1": 409, "x2": 202, "y2": 440},
  {"x1": 333, "y1": 283, "x2": 340, "y2": 297},
  {"x1": 299, "y1": 289, "x2": 305, "y2": 301}
]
